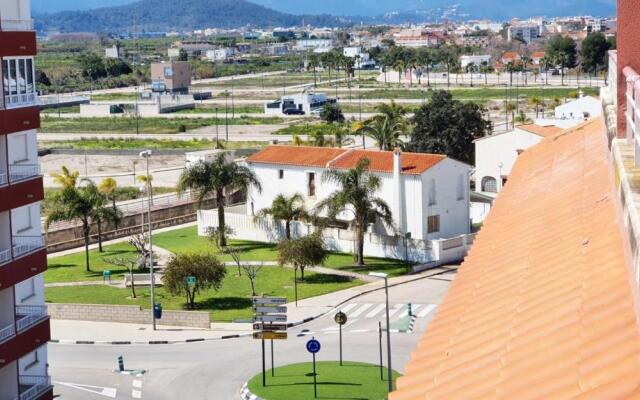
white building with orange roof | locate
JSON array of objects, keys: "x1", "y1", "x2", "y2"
[
  {"x1": 475, "y1": 124, "x2": 563, "y2": 196},
  {"x1": 243, "y1": 146, "x2": 471, "y2": 242}
]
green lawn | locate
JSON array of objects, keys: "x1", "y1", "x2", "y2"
[
  {"x1": 41, "y1": 106, "x2": 80, "y2": 114},
  {"x1": 91, "y1": 93, "x2": 139, "y2": 101},
  {"x1": 39, "y1": 115, "x2": 285, "y2": 134},
  {"x1": 45, "y1": 266, "x2": 361, "y2": 321},
  {"x1": 248, "y1": 361, "x2": 400, "y2": 400},
  {"x1": 359, "y1": 87, "x2": 599, "y2": 101},
  {"x1": 40, "y1": 138, "x2": 268, "y2": 151},
  {"x1": 176, "y1": 106, "x2": 264, "y2": 114}
]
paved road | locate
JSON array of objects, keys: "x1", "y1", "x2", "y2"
[{"x1": 48, "y1": 270, "x2": 454, "y2": 399}]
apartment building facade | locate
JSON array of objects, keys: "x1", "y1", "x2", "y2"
[{"x1": 0, "y1": 0, "x2": 52, "y2": 399}]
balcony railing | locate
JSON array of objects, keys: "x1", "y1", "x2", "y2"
[
  {"x1": 9, "y1": 164, "x2": 40, "y2": 184},
  {"x1": 0, "y1": 248, "x2": 10, "y2": 265},
  {"x1": 0, "y1": 322, "x2": 15, "y2": 344},
  {"x1": 0, "y1": 172, "x2": 7, "y2": 186},
  {"x1": 5, "y1": 92, "x2": 37, "y2": 108},
  {"x1": 19, "y1": 375, "x2": 51, "y2": 400},
  {"x1": 623, "y1": 66, "x2": 640, "y2": 166},
  {"x1": 0, "y1": 18, "x2": 35, "y2": 31},
  {"x1": 12, "y1": 235, "x2": 45, "y2": 259},
  {"x1": 15, "y1": 305, "x2": 48, "y2": 333}
]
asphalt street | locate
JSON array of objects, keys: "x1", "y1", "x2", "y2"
[{"x1": 48, "y1": 270, "x2": 455, "y2": 400}]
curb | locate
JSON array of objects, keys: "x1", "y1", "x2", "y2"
[
  {"x1": 390, "y1": 316, "x2": 417, "y2": 334},
  {"x1": 240, "y1": 383, "x2": 263, "y2": 400},
  {"x1": 50, "y1": 267, "x2": 455, "y2": 346}
]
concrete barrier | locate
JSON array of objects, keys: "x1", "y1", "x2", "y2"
[{"x1": 47, "y1": 303, "x2": 211, "y2": 329}]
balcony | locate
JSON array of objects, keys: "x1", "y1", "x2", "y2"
[
  {"x1": 0, "y1": 248, "x2": 10, "y2": 265},
  {"x1": 15, "y1": 305, "x2": 48, "y2": 333},
  {"x1": 9, "y1": 164, "x2": 40, "y2": 184},
  {"x1": 0, "y1": 171, "x2": 7, "y2": 186},
  {"x1": 12, "y1": 235, "x2": 45, "y2": 259},
  {"x1": 0, "y1": 321, "x2": 15, "y2": 344},
  {"x1": 5, "y1": 92, "x2": 37, "y2": 109},
  {"x1": 19, "y1": 375, "x2": 52, "y2": 400},
  {"x1": 0, "y1": 18, "x2": 34, "y2": 32}
]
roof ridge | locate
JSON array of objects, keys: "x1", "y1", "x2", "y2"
[{"x1": 326, "y1": 148, "x2": 353, "y2": 168}]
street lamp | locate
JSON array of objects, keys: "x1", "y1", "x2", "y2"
[
  {"x1": 139, "y1": 150, "x2": 156, "y2": 331},
  {"x1": 369, "y1": 271, "x2": 393, "y2": 393}
]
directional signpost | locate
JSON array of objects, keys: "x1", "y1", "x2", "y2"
[
  {"x1": 306, "y1": 338, "x2": 321, "y2": 399},
  {"x1": 334, "y1": 311, "x2": 347, "y2": 366},
  {"x1": 186, "y1": 276, "x2": 196, "y2": 287},
  {"x1": 253, "y1": 296, "x2": 288, "y2": 386}
]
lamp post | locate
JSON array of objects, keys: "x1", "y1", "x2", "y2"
[
  {"x1": 215, "y1": 107, "x2": 219, "y2": 146},
  {"x1": 139, "y1": 150, "x2": 156, "y2": 331},
  {"x1": 369, "y1": 272, "x2": 392, "y2": 393}
]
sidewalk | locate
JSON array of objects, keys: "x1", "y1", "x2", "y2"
[{"x1": 49, "y1": 265, "x2": 456, "y2": 344}]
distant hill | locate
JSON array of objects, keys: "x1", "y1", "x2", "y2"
[{"x1": 35, "y1": 0, "x2": 351, "y2": 33}]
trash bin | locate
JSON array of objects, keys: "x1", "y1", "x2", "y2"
[{"x1": 154, "y1": 304, "x2": 163, "y2": 319}]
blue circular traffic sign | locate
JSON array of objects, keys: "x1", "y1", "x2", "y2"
[{"x1": 306, "y1": 339, "x2": 321, "y2": 354}]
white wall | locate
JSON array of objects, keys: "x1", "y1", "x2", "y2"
[
  {"x1": 0, "y1": 361, "x2": 18, "y2": 400},
  {"x1": 475, "y1": 129, "x2": 543, "y2": 195},
  {"x1": 0, "y1": 0, "x2": 30, "y2": 22},
  {"x1": 11, "y1": 203, "x2": 41, "y2": 237},
  {"x1": 554, "y1": 96, "x2": 602, "y2": 120},
  {"x1": 15, "y1": 274, "x2": 45, "y2": 306},
  {"x1": 18, "y1": 346, "x2": 47, "y2": 376},
  {"x1": 7, "y1": 129, "x2": 37, "y2": 166}
]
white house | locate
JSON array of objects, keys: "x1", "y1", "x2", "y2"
[
  {"x1": 244, "y1": 146, "x2": 472, "y2": 241},
  {"x1": 205, "y1": 48, "x2": 235, "y2": 62},
  {"x1": 460, "y1": 55, "x2": 491, "y2": 69},
  {"x1": 295, "y1": 39, "x2": 334, "y2": 53},
  {"x1": 554, "y1": 95, "x2": 602, "y2": 120},
  {"x1": 475, "y1": 124, "x2": 562, "y2": 196},
  {"x1": 264, "y1": 90, "x2": 336, "y2": 116},
  {"x1": 343, "y1": 47, "x2": 375, "y2": 69}
]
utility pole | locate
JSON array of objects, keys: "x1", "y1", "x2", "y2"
[{"x1": 140, "y1": 150, "x2": 155, "y2": 331}]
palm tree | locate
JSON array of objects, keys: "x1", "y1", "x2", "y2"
[
  {"x1": 514, "y1": 111, "x2": 533, "y2": 125},
  {"x1": 310, "y1": 131, "x2": 327, "y2": 147},
  {"x1": 360, "y1": 115, "x2": 407, "y2": 151},
  {"x1": 521, "y1": 56, "x2": 532, "y2": 85},
  {"x1": 505, "y1": 102, "x2": 517, "y2": 129},
  {"x1": 257, "y1": 193, "x2": 308, "y2": 239},
  {"x1": 45, "y1": 182, "x2": 99, "y2": 271},
  {"x1": 99, "y1": 177, "x2": 119, "y2": 228},
  {"x1": 177, "y1": 154, "x2": 262, "y2": 247},
  {"x1": 51, "y1": 166, "x2": 80, "y2": 188},
  {"x1": 136, "y1": 173, "x2": 154, "y2": 205},
  {"x1": 480, "y1": 61, "x2": 490, "y2": 85},
  {"x1": 374, "y1": 100, "x2": 407, "y2": 122},
  {"x1": 555, "y1": 52, "x2": 570, "y2": 86},
  {"x1": 418, "y1": 48, "x2": 434, "y2": 87},
  {"x1": 315, "y1": 159, "x2": 393, "y2": 266},
  {"x1": 85, "y1": 181, "x2": 122, "y2": 253},
  {"x1": 506, "y1": 61, "x2": 517, "y2": 86},
  {"x1": 331, "y1": 124, "x2": 355, "y2": 148},
  {"x1": 394, "y1": 60, "x2": 405, "y2": 87},
  {"x1": 308, "y1": 54, "x2": 319, "y2": 87},
  {"x1": 466, "y1": 62, "x2": 477, "y2": 87},
  {"x1": 530, "y1": 96, "x2": 544, "y2": 118},
  {"x1": 540, "y1": 56, "x2": 553, "y2": 85}
]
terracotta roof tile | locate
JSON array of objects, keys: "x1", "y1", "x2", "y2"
[
  {"x1": 516, "y1": 123, "x2": 564, "y2": 137},
  {"x1": 246, "y1": 146, "x2": 448, "y2": 175},
  {"x1": 390, "y1": 118, "x2": 640, "y2": 400}
]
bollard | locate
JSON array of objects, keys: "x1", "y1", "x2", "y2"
[
  {"x1": 118, "y1": 356, "x2": 125, "y2": 372},
  {"x1": 408, "y1": 303, "x2": 413, "y2": 317}
]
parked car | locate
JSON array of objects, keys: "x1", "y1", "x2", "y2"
[{"x1": 284, "y1": 108, "x2": 305, "y2": 115}]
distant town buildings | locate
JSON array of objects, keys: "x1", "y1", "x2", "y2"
[
  {"x1": 105, "y1": 44, "x2": 126, "y2": 59},
  {"x1": 507, "y1": 22, "x2": 541, "y2": 43},
  {"x1": 150, "y1": 61, "x2": 191, "y2": 94}
]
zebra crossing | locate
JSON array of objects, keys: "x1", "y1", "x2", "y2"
[{"x1": 296, "y1": 303, "x2": 438, "y2": 337}]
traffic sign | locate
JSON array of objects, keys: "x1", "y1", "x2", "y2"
[
  {"x1": 334, "y1": 311, "x2": 347, "y2": 325},
  {"x1": 254, "y1": 314, "x2": 287, "y2": 323},
  {"x1": 253, "y1": 323, "x2": 288, "y2": 331},
  {"x1": 254, "y1": 306, "x2": 287, "y2": 314},
  {"x1": 186, "y1": 276, "x2": 196, "y2": 287},
  {"x1": 254, "y1": 332, "x2": 288, "y2": 340},
  {"x1": 253, "y1": 297, "x2": 287, "y2": 305},
  {"x1": 306, "y1": 339, "x2": 321, "y2": 354}
]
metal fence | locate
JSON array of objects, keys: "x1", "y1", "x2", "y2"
[
  {"x1": 0, "y1": 248, "x2": 10, "y2": 265},
  {"x1": 0, "y1": 322, "x2": 15, "y2": 344},
  {"x1": 9, "y1": 164, "x2": 40, "y2": 184},
  {"x1": 13, "y1": 235, "x2": 45, "y2": 259},
  {"x1": 15, "y1": 305, "x2": 48, "y2": 333},
  {"x1": 18, "y1": 375, "x2": 51, "y2": 400}
]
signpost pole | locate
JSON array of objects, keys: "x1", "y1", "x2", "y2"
[
  {"x1": 271, "y1": 339, "x2": 274, "y2": 377},
  {"x1": 312, "y1": 352, "x2": 317, "y2": 399},
  {"x1": 339, "y1": 323, "x2": 343, "y2": 366},
  {"x1": 262, "y1": 336, "x2": 266, "y2": 387},
  {"x1": 378, "y1": 321, "x2": 383, "y2": 380},
  {"x1": 294, "y1": 269, "x2": 298, "y2": 307}
]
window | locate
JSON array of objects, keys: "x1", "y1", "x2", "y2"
[
  {"x1": 21, "y1": 278, "x2": 36, "y2": 301},
  {"x1": 164, "y1": 67, "x2": 173, "y2": 78},
  {"x1": 12, "y1": 134, "x2": 28, "y2": 163},
  {"x1": 278, "y1": 170, "x2": 284, "y2": 180},
  {"x1": 428, "y1": 179, "x2": 436, "y2": 206},
  {"x1": 13, "y1": 206, "x2": 32, "y2": 233},
  {"x1": 308, "y1": 172, "x2": 316, "y2": 197},
  {"x1": 427, "y1": 215, "x2": 440, "y2": 233},
  {"x1": 457, "y1": 174, "x2": 465, "y2": 201},
  {"x1": 481, "y1": 176, "x2": 498, "y2": 193},
  {"x1": 2, "y1": 58, "x2": 35, "y2": 105}
]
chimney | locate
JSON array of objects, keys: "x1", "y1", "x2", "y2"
[{"x1": 393, "y1": 148, "x2": 405, "y2": 234}]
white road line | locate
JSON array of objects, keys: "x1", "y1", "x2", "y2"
[
  {"x1": 418, "y1": 304, "x2": 438, "y2": 318},
  {"x1": 350, "y1": 303, "x2": 373, "y2": 318},
  {"x1": 132, "y1": 380, "x2": 143, "y2": 389},
  {"x1": 387, "y1": 304, "x2": 405, "y2": 318},
  {"x1": 339, "y1": 303, "x2": 358, "y2": 313},
  {"x1": 349, "y1": 329, "x2": 369, "y2": 333},
  {"x1": 410, "y1": 304, "x2": 423, "y2": 315},
  {"x1": 365, "y1": 304, "x2": 386, "y2": 318},
  {"x1": 132, "y1": 389, "x2": 142, "y2": 399},
  {"x1": 54, "y1": 382, "x2": 117, "y2": 398}
]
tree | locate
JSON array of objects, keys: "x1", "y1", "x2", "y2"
[
  {"x1": 409, "y1": 90, "x2": 491, "y2": 164},
  {"x1": 36, "y1": 71, "x2": 51, "y2": 86},
  {"x1": 277, "y1": 233, "x2": 327, "y2": 282},
  {"x1": 137, "y1": 174, "x2": 154, "y2": 204},
  {"x1": 315, "y1": 159, "x2": 393, "y2": 266},
  {"x1": 514, "y1": 111, "x2": 532, "y2": 125},
  {"x1": 51, "y1": 166, "x2": 80, "y2": 188},
  {"x1": 78, "y1": 53, "x2": 107, "y2": 80},
  {"x1": 540, "y1": 56, "x2": 553, "y2": 85},
  {"x1": 99, "y1": 177, "x2": 119, "y2": 228},
  {"x1": 163, "y1": 254, "x2": 227, "y2": 309},
  {"x1": 521, "y1": 56, "x2": 532, "y2": 85},
  {"x1": 547, "y1": 35, "x2": 577, "y2": 86},
  {"x1": 45, "y1": 183, "x2": 100, "y2": 271},
  {"x1": 361, "y1": 115, "x2": 407, "y2": 151},
  {"x1": 465, "y1": 62, "x2": 477, "y2": 87},
  {"x1": 85, "y1": 181, "x2": 122, "y2": 253},
  {"x1": 105, "y1": 58, "x2": 132, "y2": 77},
  {"x1": 374, "y1": 100, "x2": 407, "y2": 122},
  {"x1": 581, "y1": 32, "x2": 611, "y2": 75},
  {"x1": 177, "y1": 154, "x2": 262, "y2": 247},
  {"x1": 480, "y1": 61, "x2": 490, "y2": 85},
  {"x1": 320, "y1": 104, "x2": 345, "y2": 123},
  {"x1": 178, "y1": 49, "x2": 189, "y2": 61},
  {"x1": 530, "y1": 96, "x2": 544, "y2": 118},
  {"x1": 103, "y1": 255, "x2": 142, "y2": 298},
  {"x1": 257, "y1": 193, "x2": 308, "y2": 240},
  {"x1": 331, "y1": 124, "x2": 354, "y2": 148}
]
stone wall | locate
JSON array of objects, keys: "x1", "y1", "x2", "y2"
[{"x1": 47, "y1": 303, "x2": 211, "y2": 329}]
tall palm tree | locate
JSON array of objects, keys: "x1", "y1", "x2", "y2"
[
  {"x1": 394, "y1": 60, "x2": 405, "y2": 87},
  {"x1": 177, "y1": 154, "x2": 262, "y2": 247},
  {"x1": 331, "y1": 124, "x2": 355, "y2": 148},
  {"x1": 45, "y1": 182, "x2": 99, "y2": 271},
  {"x1": 374, "y1": 100, "x2": 407, "y2": 122},
  {"x1": 521, "y1": 56, "x2": 532, "y2": 85},
  {"x1": 530, "y1": 96, "x2": 544, "y2": 118},
  {"x1": 137, "y1": 173, "x2": 154, "y2": 205},
  {"x1": 361, "y1": 115, "x2": 407, "y2": 151},
  {"x1": 257, "y1": 193, "x2": 308, "y2": 239},
  {"x1": 99, "y1": 177, "x2": 119, "y2": 228},
  {"x1": 540, "y1": 56, "x2": 553, "y2": 85},
  {"x1": 51, "y1": 166, "x2": 80, "y2": 188},
  {"x1": 480, "y1": 61, "x2": 490, "y2": 85},
  {"x1": 506, "y1": 61, "x2": 517, "y2": 86},
  {"x1": 555, "y1": 52, "x2": 570, "y2": 86},
  {"x1": 85, "y1": 180, "x2": 122, "y2": 252},
  {"x1": 315, "y1": 159, "x2": 393, "y2": 266},
  {"x1": 466, "y1": 62, "x2": 477, "y2": 87}
]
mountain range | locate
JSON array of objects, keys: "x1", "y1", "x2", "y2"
[{"x1": 34, "y1": 0, "x2": 616, "y2": 33}]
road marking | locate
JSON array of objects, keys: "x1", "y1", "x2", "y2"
[
  {"x1": 339, "y1": 303, "x2": 358, "y2": 313},
  {"x1": 54, "y1": 381, "x2": 117, "y2": 398},
  {"x1": 132, "y1": 389, "x2": 142, "y2": 399},
  {"x1": 133, "y1": 380, "x2": 143, "y2": 389},
  {"x1": 387, "y1": 304, "x2": 405, "y2": 318},
  {"x1": 350, "y1": 303, "x2": 373, "y2": 318},
  {"x1": 417, "y1": 304, "x2": 438, "y2": 318},
  {"x1": 410, "y1": 304, "x2": 423, "y2": 315},
  {"x1": 349, "y1": 329, "x2": 369, "y2": 333},
  {"x1": 365, "y1": 304, "x2": 386, "y2": 318}
]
